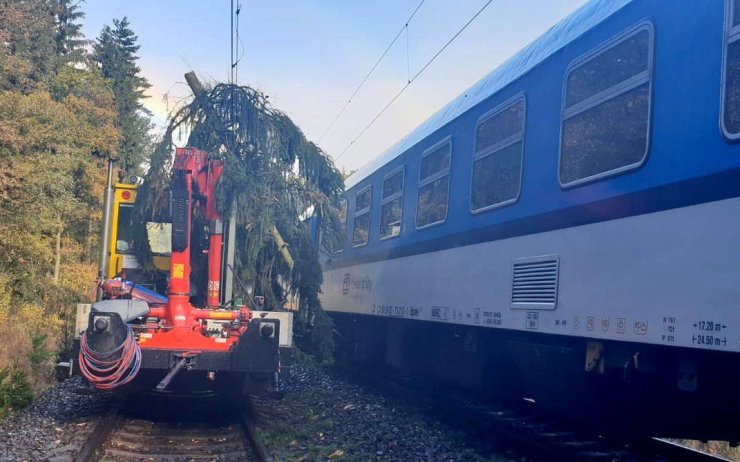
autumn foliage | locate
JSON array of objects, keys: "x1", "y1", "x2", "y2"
[{"x1": 0, "y1": 0, "x2": 149, "y2": 414}]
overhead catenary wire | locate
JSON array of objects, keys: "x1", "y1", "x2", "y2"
[
  {"x1": 229, "y1": 1, "x2": 242, "y2": 147},
  {"x1": 235, "y1": 2, "x2": 242, "y2": 86},
  {"x1": 335, "y1": 0, "x2": 495, "y2": 161},
  {"x1": 230, "y1": 0, "x2": 234, "y2": 85},
  {"x1": 318, "y1": 0, "x2": 425, "y2": 143},
  {"x1": 406, "y1": 23, "x2": 411, "y2": 84}
]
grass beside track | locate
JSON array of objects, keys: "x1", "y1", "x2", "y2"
[{"x1": 253, "y1": 361, "x2": 506, "y2": 462}]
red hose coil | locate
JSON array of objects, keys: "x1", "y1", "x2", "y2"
[{"x1": 78, "y1": 326, "x2": 142, "y2": 390}]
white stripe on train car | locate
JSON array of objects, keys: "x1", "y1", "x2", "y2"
[{"x1": 321, "y1": 195, "x2": 740, "y2": 353}]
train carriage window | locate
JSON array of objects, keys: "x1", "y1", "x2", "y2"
[
  {"x1": 416, "y1": 140, "x2": 451, "y2": 228},
  {"x1": 723, "y1": 0, "x2": 740, "y2": 138},
  {"x1": 334, "y1": 198, "x2": 347, "y2": 253},
  {"x1": 380, "y1": 168, "x2": 404, "y2": 239},
  {"x1": 560, "y1": 24, "x2": 653, "y2": 186},
  {"x1": 471, "y1": 97, "x2": 525, "y2": 212},
  {"x1": 352, "y1": 186, "x2": 371, "y2": 246}
]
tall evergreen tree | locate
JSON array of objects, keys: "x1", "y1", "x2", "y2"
[
  {"x1": 53, "y1": 0, "x2": 87, "y2": 64},
  {"x1": 0, "y1": 0, "x2": 56, "y2": 92},
  {"x1": 93, "y1": 17, "x2": 152, "y2": 176},
  {"x1": 0, "y1": 0, "x2": 133, "y2": 397}
]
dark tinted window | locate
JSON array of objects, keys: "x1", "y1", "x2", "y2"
[
  {"x1": 472, "y1": 99, "x2": 525, "y2": 212},
  {"x1": 356, "y1": 188, "x2": 371, "y2": 211},
  {"x1": 380, "y1": 198, "x2": 402, "y2": 239},
  {"x1": 726, "y1": 41, "x2": 740, "y2": 134},
  {"x1": 417, "y1": 177, "x2": 448, "y2": 227},
  {"x1": 417, "y1": 142, "x2": 451, "y2": 228},
  {"x1": 561, "y1": 85, "x2": 649, "y2": 184},
  {"x1": 420, "y1": 144, "x2": 450, "y2": 180},
  {"x1": 476, "y1": 101, "x2": 525, "y2": 152},
  {"x1": 380, "y1": 170, "x2": 404, "y2": 239},
  {"x1": 472, "y1": 142, "x2": 524, "y2": 211},
  {"x1": 352, "y1": 213, "x2": 369, "y2": 246},
  {"x1": 382, "y1": 170, "x2": 403, "y2": 198},
  {"x1": 725, "y1": 1, "x2": 740, "y2": 136},
  {"x1": 566, "y1": 30, "x2": 650, "y2": 108},
  {"x1": 560, "y1": 25, "x2": 652, "y2": 186},
  {"x1": 352, "y1": 187, "x2": 371, "y2": 246},
  {"x1": 334, "y1": 199, "x2": 347, "y2": 253},
  {"x1": 339, "y1": 199, "x2": 347, "y2": 226},
  {"x1": 116, "y1": 204, "x2": 134, "y2": 254}
]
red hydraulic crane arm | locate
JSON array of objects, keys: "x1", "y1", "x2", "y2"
[
  {"x1": 168, "y1": 148, "x2": 231, "y2": 329},
  {"x1": 202, "y1": 156, "x2": 224, "y2": 309},
  {"x1": 85, "y1": 146, "x2": 256, "y2": 392}
]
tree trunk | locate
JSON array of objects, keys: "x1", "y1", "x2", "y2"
[
  {"x1": 270, "y1": 226, "x2": 294, "y2": 271},
  {"x1": 53, "y1": 221, "x2": 62, "y2": 285}
]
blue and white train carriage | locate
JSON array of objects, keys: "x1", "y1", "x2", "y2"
[{"x1": 320, "y1": 0, "x2": 740, "y2": 439}]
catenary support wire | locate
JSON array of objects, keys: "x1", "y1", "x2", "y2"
[
  {"x1": 336, "y1": 0, "x2": 495, "y2": 161},
  {"x1": 318, "y1": 0, "x2": 426, "y2": 143}
]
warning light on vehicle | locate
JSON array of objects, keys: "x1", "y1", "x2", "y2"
[{"x1": 121, "y1": 190, "x2": 131, "y2": 200}]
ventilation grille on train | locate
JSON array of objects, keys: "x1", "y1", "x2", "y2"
[{"x1": 511, "y1": 256, "x2": 559, "y2": 310}]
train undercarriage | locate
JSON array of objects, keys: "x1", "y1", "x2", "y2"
[{"x1": 331, "y1": 312, "x2": 740, "y2": 443}]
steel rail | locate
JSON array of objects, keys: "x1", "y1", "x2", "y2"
[
  {"x1": 73, "y1": 406, "x2": 122, "y2": 462},
  {"x1": 73, "y1": 404, "x2": 267, "y2": 462},
  {"x1": 240, "y1": 404, "x2": 272, "y2": 462}
]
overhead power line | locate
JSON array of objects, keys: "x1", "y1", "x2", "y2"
[
  {"x1": 335, "y1": 0, "x2": 495, "y2": 161},
  {"x1": 230, "y1": 0, "x2": 234, "y2": 84},
  {"x1": 318, "y1": 0, "x2": 426, "y2": 143},
  {"x1": 229, "y1": 1, "x2": 243, "y2": 84},
  {"x1": 235, "y1": 2, "x2": 242, "y2": 86}
]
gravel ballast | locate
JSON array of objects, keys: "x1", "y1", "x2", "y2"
[
  {"x1": 0, "y1": 377, "x2": 112, "y2": 462},
  {"x1": 256, "y1": 360, "x2": 505, "y2": 462},
  {"x1": 0, "y1": 360, "x2": 506, "y2": 462}
]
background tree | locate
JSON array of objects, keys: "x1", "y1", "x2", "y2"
[
  {"x1": 0, "y1": 0, "x2": 56, "y2": 92},
  {"x1": 93, "y1": 17, "x2": 152, "y2": 177},
  {"x1": 53, "y1": 0, "x2": 87, "y2": 65},
  {"x1": 0, "y1": 0, "x2": 122, "y2": 407}
]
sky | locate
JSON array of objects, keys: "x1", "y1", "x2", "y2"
[{"x1": 81, "y1": 0, "x2": 589, "y2": 175}]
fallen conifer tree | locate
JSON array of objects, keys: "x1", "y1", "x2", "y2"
[{"x1": 133, "y1": 72, "x2": 344, "y2": 361}]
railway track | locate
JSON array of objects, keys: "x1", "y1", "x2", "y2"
[
  {"x1": 73, "y1": 400, "x2": 269, "y2": 462},
  {"x1": 449, "y1": 398, "x2": 735, "y2": 462},
  {"x1": 335, "y1": 363, "x2": 733, "y2": 462}
]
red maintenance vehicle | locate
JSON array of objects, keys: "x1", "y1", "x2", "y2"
[{"x1": 69, "y1": 147, "x2": 288, "y2": 394}]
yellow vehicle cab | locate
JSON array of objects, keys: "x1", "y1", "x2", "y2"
[{"x1": 108, "y1": 183, "x2": 170, "y2": 280}]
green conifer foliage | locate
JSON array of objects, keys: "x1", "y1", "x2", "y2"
[
  {"x1": 135, "y1": 82, "x2": 344, "y2": 360},
  {"x1": 53, "y1": 0, "x2": 87, "y2": 64},
  {"x1": 93, "y1": 17, "x2": 152, "y2": 176},
  {"x1": 0, "y1": 0, "x2": 57, "y2": 92}
]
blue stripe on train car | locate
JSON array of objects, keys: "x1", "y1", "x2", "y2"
[{"x1": 331, "y1": 0, "x2": 735, "y2": 266}]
